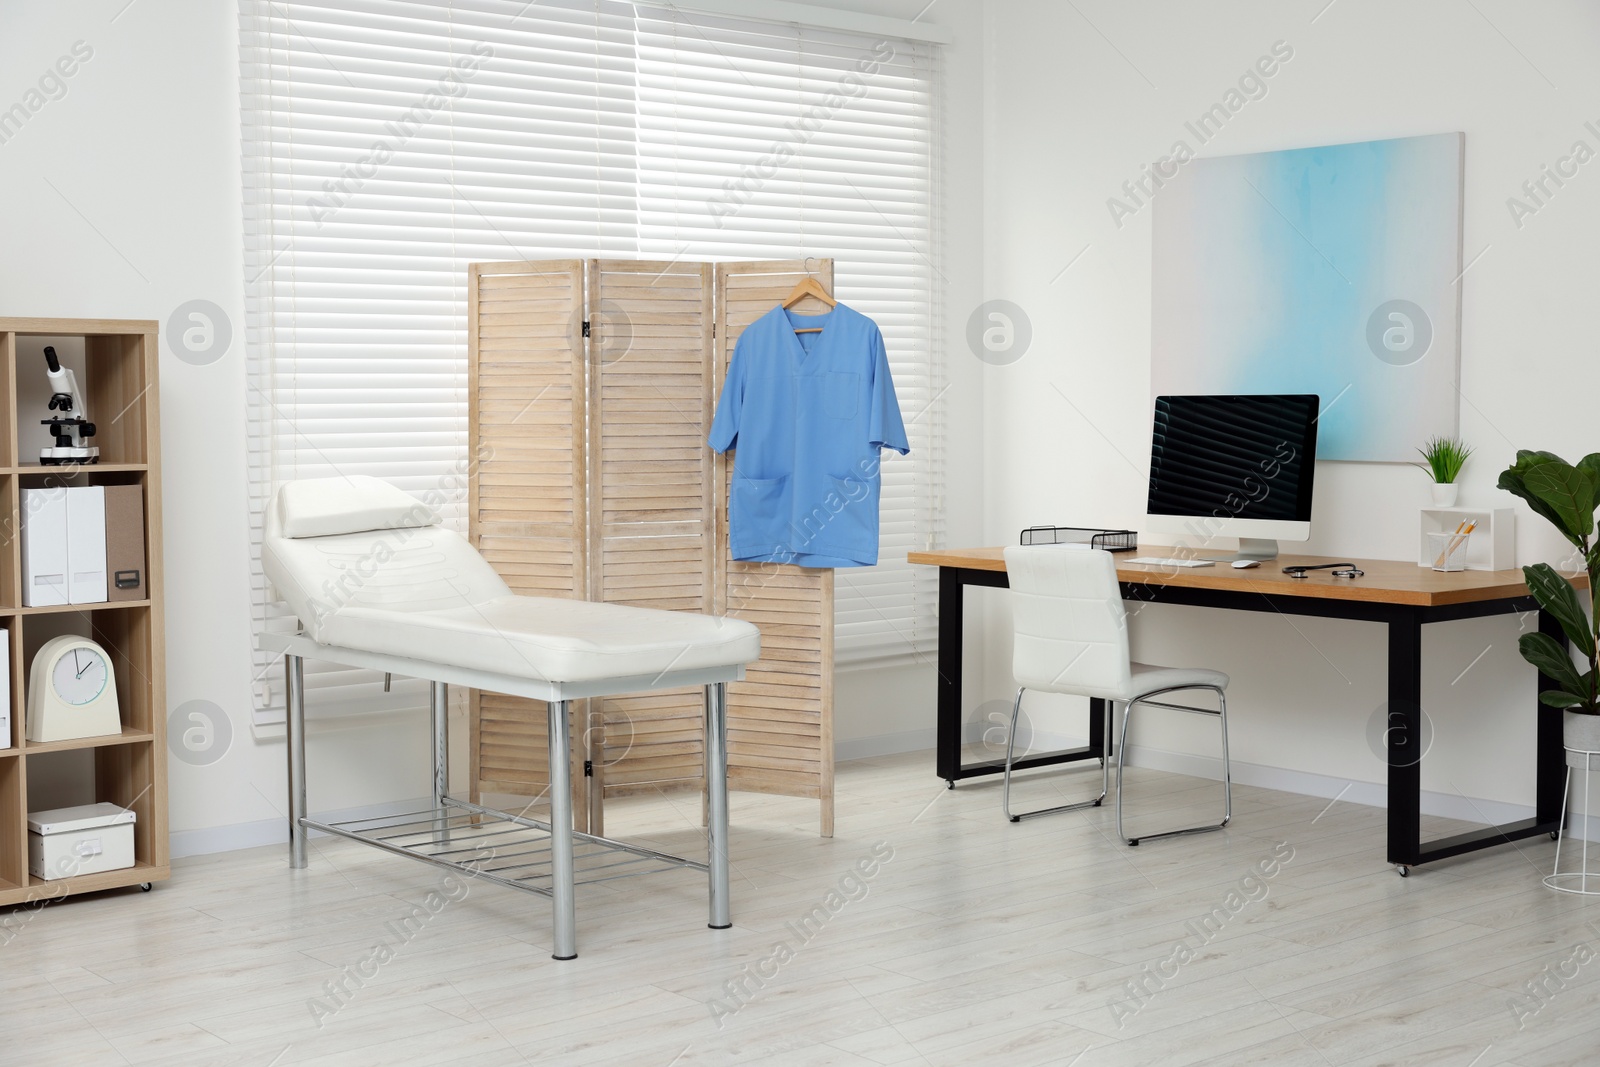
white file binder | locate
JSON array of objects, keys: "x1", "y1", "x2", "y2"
[
  {"x1": 21, "y1": 486, "x2": 70, "y2": 607},
  {"x1": 66, "y1": 485, "x2": 108, "y2": 604}
]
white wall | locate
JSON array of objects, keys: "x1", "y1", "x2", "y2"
[{"x1": 977, "y1": 0, "x2": 1600, "y2": 817}]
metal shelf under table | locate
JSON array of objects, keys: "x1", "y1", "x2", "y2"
[{"x1": 304, "y1": 796, "x2": 707, "y2": 898}]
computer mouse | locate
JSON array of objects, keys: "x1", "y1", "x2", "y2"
[{"x1": 1231, "y1": 559, "x2": 1260, "y2": 569}]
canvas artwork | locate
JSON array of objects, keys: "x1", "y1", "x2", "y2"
[{"x1": 1151, "y1": 132, "x2": 1464, "y2": 463}]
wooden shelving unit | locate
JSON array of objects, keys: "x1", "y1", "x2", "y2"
[{"x1": 0, "y1": 318, "x2": 167, "y2": 905}]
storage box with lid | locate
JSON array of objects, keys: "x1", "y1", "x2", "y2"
[{"x1": 28, "y1": 802, "x2": 137, "y2": 880}]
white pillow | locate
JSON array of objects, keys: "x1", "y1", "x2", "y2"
[{"x1": 276, "y1": 476, "x2": 439, "y2": 539}]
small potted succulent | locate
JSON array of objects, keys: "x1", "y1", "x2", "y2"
[
  {"x1": 1498, "y1": 451, "x2": 1600, "y2": 762},
  {"x1": 1419, "y1": 436, "x2": 1472, "y2": 507}
]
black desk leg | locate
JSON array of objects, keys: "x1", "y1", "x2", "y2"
[
  {"x1": 1538, "y1": 609, "x2": 1568, "y2": 827},
  {"x1": 936, "y1": 566, "x2": 965, "y2": 785},
  {"x1": 1090, "y1": 697, "x2": 1108, "y2": 761},
  {"x1": 1387, "y1": 608, "x2": 1424, "y2": 870}
]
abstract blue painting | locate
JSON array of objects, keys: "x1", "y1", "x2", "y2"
[{"x1": 1151, "y1": 132, "x2": 1464, "y2": 462}]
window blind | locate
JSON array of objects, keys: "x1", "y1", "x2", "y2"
[
  {"x1": 240, "y1": 0, "x2": 941, "y2": 723},
  {"x1": 632, "y1": 9, "x2": 942, "y2": 666}
]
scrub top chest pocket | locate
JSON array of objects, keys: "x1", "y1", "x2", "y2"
[{"x1": 817, "y1": 372, "x2": 860, "y2": 420}]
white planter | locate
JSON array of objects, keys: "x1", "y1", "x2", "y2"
[
  {"x1": 1429, "y1": 482, "x2": 1459, "y2": 507},
  {"x1": 1566, "y1": 710, "x2": 1600, "y2": 771}
]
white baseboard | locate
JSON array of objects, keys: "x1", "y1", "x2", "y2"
[
  {"x1": 171, "y1": 795, "x2": 433, "y2": 859},
  {"x1": 1114, "y1": 738, "x2": 1536, "y2": 827},
  {"x1": 834, "y1": 722, "x2": 987, "y2": 762},
  {"x1": 171, "y1": 728, "x2": 1589, "y2": 857},
  {"x1": 834, "y1": 726, "x2": 1600, "y2": 840}
]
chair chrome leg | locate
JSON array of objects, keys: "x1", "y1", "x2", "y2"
[
  {"x1": 1004, "y1": 687, "x2": 1111, "y2": 823},
  {"x1": 1001, "y1": 687, "x2": 1024, "y2": 820},
  {"x1": 1116, "y1": 696, "x2": 1133, "y2": 844},
  {"x1": 1218, "y1": 688, "x2": 1232, "y2": 828},
  {"x1": 1119, "y1": 685, "x2": 1231, "y2": 846},
  {"x1": 547, "y1": 699, "x2": 577, "y2": 960},
  {"x1": 286, "y1": 654, "x2": 308, "y2": 870}
]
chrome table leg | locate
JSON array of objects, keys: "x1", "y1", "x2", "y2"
[
  {"x1": 431, "y1": 681, "x2": 450, "y2": 847},
  {"x1": 705, "y1": 681, "x2": 731, "y2": 930},
  {"x1": 547, "y1": 699, "x2": 577, "y2": 960},
  {"x1": 286, "y1": 654, "x2": 308, "y2": 870}
]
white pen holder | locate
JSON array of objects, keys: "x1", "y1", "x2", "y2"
[{"x1": 1428, "y1": 531, "x2": 1470, "y2": 572}]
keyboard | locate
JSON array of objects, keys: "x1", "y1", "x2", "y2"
[{"x1": 1126, "y1": 556, "x2": 1215, "y2": 568}]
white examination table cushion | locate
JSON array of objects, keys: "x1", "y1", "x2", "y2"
[{"x1": 262, "y1": 478, "x2": 759, "y2": 683}]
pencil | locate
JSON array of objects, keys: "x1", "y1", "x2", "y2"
[{"x1": 1436, "y1": 520, "x2": 1476, "y2": 569}]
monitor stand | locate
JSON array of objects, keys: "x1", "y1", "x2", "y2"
[
  {"x1": 1233, "y1": 538, "x2": 1280, "y2": 562},
  {"x1": 1203, "y1": 538, "x2": 1281, "y2": 563}
]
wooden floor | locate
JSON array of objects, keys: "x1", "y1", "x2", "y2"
[{"x1": 4, "y1": 750, "x2": 1599, "y2": 1066}]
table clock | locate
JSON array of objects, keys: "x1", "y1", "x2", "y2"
[{"x1": 27, "y1": 635, "x2": 121, "y2": 743}]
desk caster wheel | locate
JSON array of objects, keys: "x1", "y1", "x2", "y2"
[
  {"x1": 1395, "y1": 866, "x2": 1409, "y2": 878},
  {"x1": 945, "y1": 780, "x2": 955, "y2": 791},
  {"x1": 139, "y1": 883, "x2": 152, "y2": 892},
  {"x1": 1552, "y1": 831, "x2": 1561, "y2": 840}
]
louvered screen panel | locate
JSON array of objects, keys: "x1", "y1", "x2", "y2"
[
  {"x1": 715, "y1": 261, "x2": 835, "y2": 838},
  {"x1": 468, "y1": 261, "x2": 588, "y2": 825},
  {"x1": 469, "y1": 257, "x2": 835, "y2": 837},
  {"x1": 589, "y1": 260, "x2": 716, "y2": 817}
]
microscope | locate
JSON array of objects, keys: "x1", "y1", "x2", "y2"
[{"x1": 40, "y1": 346, "x2": 98, "y2": 465}]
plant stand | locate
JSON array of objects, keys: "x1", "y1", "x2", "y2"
[{"x1": 1547, "y1": 715, "x2": 1600, "y2": 895}]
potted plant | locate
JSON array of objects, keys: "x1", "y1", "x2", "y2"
[
  {"x1": 1498, "y1": 451, "x2": 1600, "y2": 763},
  {"x1": 1420, "y1": 436, "x2": 1473, "y2": 507}
]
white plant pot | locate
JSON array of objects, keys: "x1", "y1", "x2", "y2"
[
  {"x1": 1566, "y1": 710, "x2": 1600, "y2": 771},
  {"x1": 1430, "y1": 482, "x2": 1459, "y2": 507}
]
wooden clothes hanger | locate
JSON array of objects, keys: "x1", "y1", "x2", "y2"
[{"x1": 782, "y1": 258, "x2": 836, "y2": 333}]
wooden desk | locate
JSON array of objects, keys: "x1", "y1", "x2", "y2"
[{"x1": 907, "y1": 545, "x2": 1576, "y2": 874}]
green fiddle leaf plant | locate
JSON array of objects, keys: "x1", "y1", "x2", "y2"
[{"x1": 1498, "y1": 450, "x2": 1600, "y2": 714}]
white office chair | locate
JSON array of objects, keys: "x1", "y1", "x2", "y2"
[{"x1": 1002, "y1": 545, "x2": 1232, "y2": 845}]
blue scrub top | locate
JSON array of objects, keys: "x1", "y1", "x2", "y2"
[{"x1": 708, "y1": 302, "x2": 910, "y2": 568}]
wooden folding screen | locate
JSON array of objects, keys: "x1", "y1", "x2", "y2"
[
  {"x1": 586, "y1": 260, "x2": 718, "y2": 831},
  {"x1": 715, "y1": 262, "x2": 835, "y2": 837},
  {"x1": 467, "y1": 258, "x2": 834, "y2": 836},
  {"x1": 467, "y1": 261, "x2": 591, "y2": 827}
]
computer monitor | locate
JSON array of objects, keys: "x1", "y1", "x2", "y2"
[{"x1": 1144, "y1": 394, "x2": 1320, "y2": 561}]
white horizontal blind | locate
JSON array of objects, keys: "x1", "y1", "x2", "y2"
[
  {"x1": 240, "y1": 0, "x2": 642, "y2": 722},
  {"x1": 633, "y1": 9, "x2": 941, "y2": 665},
  {"x1": 241, "y1": 1, "x2": 941, "y2": 723}
]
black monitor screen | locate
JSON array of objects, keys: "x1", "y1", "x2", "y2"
[{"x1": 1147, "y1": 394, "x2": 1319, "y2": 523}]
